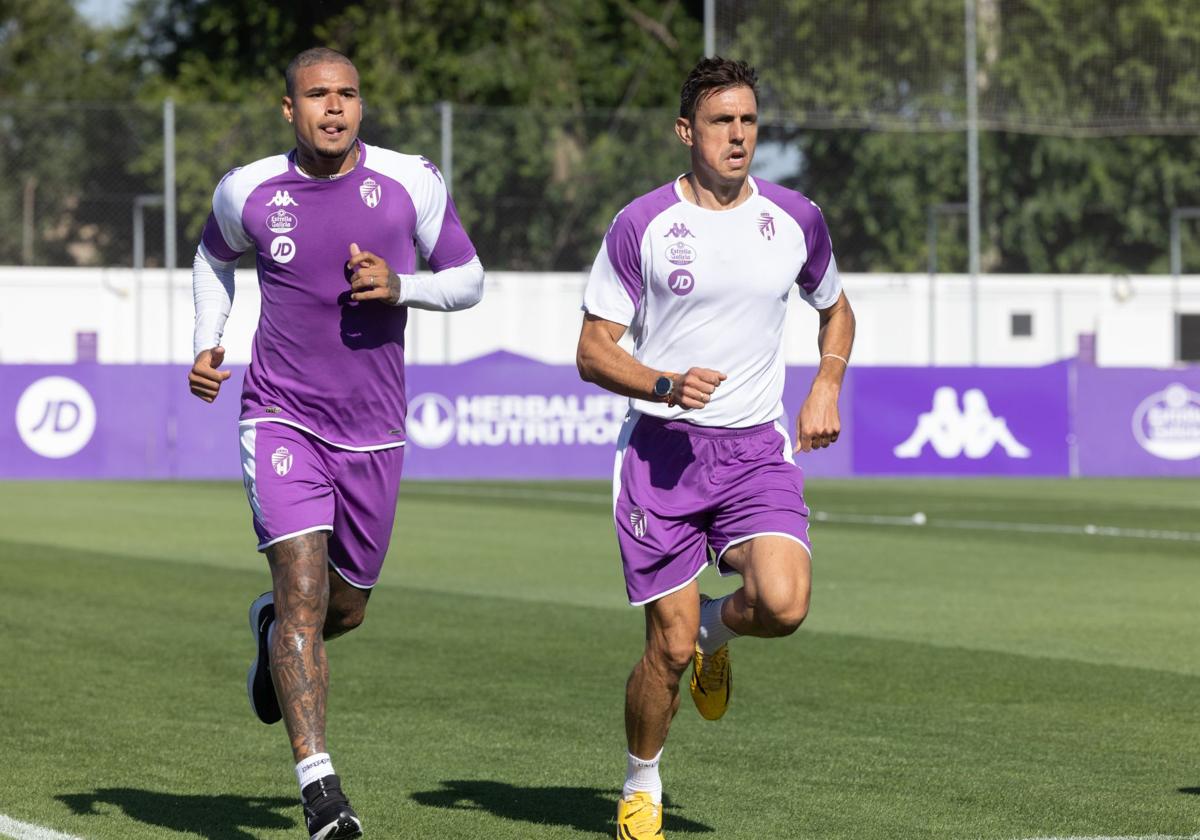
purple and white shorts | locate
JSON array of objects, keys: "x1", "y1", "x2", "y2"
[
  {"x1": 239, "y1": 421, "x2": 404, "y2": 589},
  {"x1": 612, "y1": 412, "x2": 812, "y2": 606}
]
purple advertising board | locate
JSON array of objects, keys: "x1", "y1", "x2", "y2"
[
  {"x1": 2, "y1": 356, "x2": 1195, "y2": 480},
  {"x1": 851, "y1": 363, "x2": 1072, "y2": 476},
  {"x1": 1074, "y1": 366, "x2": 1200, "y2": 477}
]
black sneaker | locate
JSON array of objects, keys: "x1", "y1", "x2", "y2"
[
  {"x1": 302, "y1": 775, "x2": 363, "y2": 839},
  {"x1": 246, "y1": 592, "x2": 282, "y2": 725}
]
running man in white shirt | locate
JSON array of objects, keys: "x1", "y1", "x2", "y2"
[{"x1": 576, "y1": 57, "x2": 856, "y2": 839}]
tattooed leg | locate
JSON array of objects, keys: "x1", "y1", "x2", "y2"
[{"x1": 267, "y1": 532, "x2": 331, "y2": 762}]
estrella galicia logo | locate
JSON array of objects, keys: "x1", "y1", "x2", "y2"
[
  {"x1": 665, "y1": 242, "x2": 696, "y2": 265},
  {"x1": 359, "y1": 178, "x2": 382, "y2": 208},
  {"x1": 15, "y1": 376, "x2": 97, "y2": 459},
  {"x1": 629, "y1": 507, "x2": 648, "y2": 538},
  {"x1": 269, "y1": 235, "x2": 296, "y2": 264},
  {"x1": 1132, "y1": 383, "x2": 1200, "y2": 460},
  {"x1": 663, "y1": 222, "x2": 694, "y2": 239},
  {"x1": 270, "y1": 446, "x2": 293, "y2": 476},
  {"x1": 406, "y1": 393, "x2": 456, "y2": 449},
  {"x1": 266, "y1": 210, "x2": 297, "y2": 233},
  {"x1": 667, "y1": 269, "x2": 694, "y2": 296}
]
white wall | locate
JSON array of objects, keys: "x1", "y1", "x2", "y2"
[{"x1": 2, "y1": 266, "x2": 1197, "y2": 367}]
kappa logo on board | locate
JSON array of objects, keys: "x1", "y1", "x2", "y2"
[{"x1": 894, "y1": 387, "x2": 1031, "y2": 460}]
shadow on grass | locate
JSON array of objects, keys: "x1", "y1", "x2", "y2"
[
  {"x1": 57, "y1": 788, "x2": 295, "y2": 840},
  {"x1": 411, "y1": 779, "x2": 714, "y2": 834},
  {"x1": 1180, "y1": 787, "x2": 1200, "y2": 795}
]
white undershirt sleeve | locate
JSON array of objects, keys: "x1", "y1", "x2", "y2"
[
  {"x1": 192, "y1": 243, "x2": 237, "y2": 357},
  {"x1": 393, "y1": 255, "x2": 484, "y2": 312}
]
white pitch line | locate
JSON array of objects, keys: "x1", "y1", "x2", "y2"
[
  {"x1": 0, "y1": 814, "x2": 86, "y2": 840},
  {"x1": 406, "y1": 484, "x2": 1200, "y2": 544},
  {"x1": 811, "y1": 510, "x2": 1200, "y2": 543}
]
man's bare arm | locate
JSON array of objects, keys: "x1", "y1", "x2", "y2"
[
  {"x1": 795, "y1": 291, "x2": 856, "y2": 452},
  {"x1": 575, "y1": 314, "x2": 724, "y2": 410}
]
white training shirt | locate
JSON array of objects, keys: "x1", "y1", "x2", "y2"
[{"x1": 582, "y1": 175, "x2": 843, "y2": 428}]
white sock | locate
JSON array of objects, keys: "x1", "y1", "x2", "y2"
[
  {"x1": 623, "y1": 749, "x2": 663, "y2": 804},
  {"x1": 698, "y1": 595, "x2": 739, "y2": 654},
  {"x1": 296, "y1": 752, "x2": 335, "y2": 794}
]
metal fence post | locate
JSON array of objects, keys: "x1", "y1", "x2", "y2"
[
  {"x1": 965, "y1": 0, "x2": 981, "y2": 365},
  {"x1": 440, "y1": 101, "x2": 454, "y2": 197},
  {"x1": 704, "y1": 0, "x2": 716, "y2": 57},
  {"x1": 927, "y1": 202, "x2": 968, "y2": 365},
  {"x1": 164, "y1": 98, "x2": 177, "y2": 362},
  {"x1": 1169, "y1": 207, "x2": 1200, "y2": 363}
]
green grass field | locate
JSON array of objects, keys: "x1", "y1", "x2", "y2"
[{"x1": 1, "y1": 478, "x2": 1198, "y2": 840}]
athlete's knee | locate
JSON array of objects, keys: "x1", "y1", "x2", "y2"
[
  {"x1": 323, "y1": 602, "x2": 366, "y2": 640},
  {"x1": 760, "y1": 592, "x2": 809, "y2": 637},
  {"x1": 645, "y1": 632, "x2": 696, "y2": 676}
]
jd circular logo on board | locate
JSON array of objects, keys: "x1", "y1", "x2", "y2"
[
  {"x1": 406, "y1": 392, "x2": 456, "y2": 449},
  {"x1": 1131, "y1": 382, "x2": 1200, "y2": 460},
  {"x1": 15, "y1": 376, "x2": 97, "y2": 458}
]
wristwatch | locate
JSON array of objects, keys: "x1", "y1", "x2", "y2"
[{"x1": 653, "y1": 375, "x2": 674, "y2": 402}]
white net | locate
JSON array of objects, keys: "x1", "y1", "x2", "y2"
[{"x1": 715, "y1": 0, "x2": 1200, "y2": 136}]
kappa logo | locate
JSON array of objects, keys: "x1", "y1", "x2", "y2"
[
  {"x1": 359, "y1": 178, "x2": 382, "y2": 208},
  {"x1": 420, "y1": 156, "x2": 443, "y2": 182},
  {"x1": 663, "y1": 222, "x2": 695, "y2": 239},
  {"x1": 894, "y1": 387, "x2": 1031, "y2": 459},
  {"x1": 271, "y1": 446, "x2": 293, "y2": 476},
  {"x1": 757, "y1": 212, "x2": 776, "y2": 240},
  {"x1": 265, "y1": 190, "x2": 298, "y2": 207},
  {"x1": 629, "y1": 507, "x2": 648, "y2": 538}
]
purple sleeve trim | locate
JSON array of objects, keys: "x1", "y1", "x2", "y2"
[
  {"x1": 755, "y1": 179, "x2": 833, "y2": 293},
  {"x1": 797, "y1": 218, "x2": 832, "y2": 294},
  {"x1": 427, "y1": 194, "x2": 478, "y2": 271},
  {"x1": 603, "y1": 181, "x2": 680, "y2": 306},
  {"x1": 605, "y1": 213, "x2": 644, "y2": 306},
  {"x1": 200, "y1": 212, "x2": 241, "y2": 263}
]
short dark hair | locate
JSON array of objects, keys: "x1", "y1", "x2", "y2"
[
  {"x1": 679, "y1": 57, "x2": 759, "y2": 122},
  {"x1": 285, "y1": 47, "x2": 356, "y2": 98}
]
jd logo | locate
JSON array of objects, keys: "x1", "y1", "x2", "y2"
[
  {"x1": 406, "y1": 393, "x2": 456, "y2": 448},
  {"x1": 15, "y1": 376, "x2": 97, "y2": 459},
  {"x1": 270, "y1": 236, "x2": 296, "y2": 264},
  {"x1": 667, "y1": 269, "x2": 694, "y2": 296},
  {"x1": 894, "y1": 386, "x2": 1031, "y2": 459}
]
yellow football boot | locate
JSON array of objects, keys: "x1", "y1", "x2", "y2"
[
  {"x1": 689, "y1": 643, "x2": 731, "y2": 720},
  {"x1": 616, "y1": 792, "x2": 663, "y2": 839}
]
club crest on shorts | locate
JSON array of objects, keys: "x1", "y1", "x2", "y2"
[
  {"x1": 359, "y1": 178, "x2": 381, "y2": 208},
  {"x1": 271, "y1": 446, "x2": 293, "y2": 476},
  {"x1": 629, "y1": 507, "x2": 648, "y2": 538}
]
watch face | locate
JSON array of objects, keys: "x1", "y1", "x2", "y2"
[{"x1": 654, "y1": 376, "x2": 671, "y2": 397}]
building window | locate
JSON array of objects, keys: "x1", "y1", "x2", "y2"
[
  {"x1": 1180, "y1": 314, "x2": 1200, "y2": 362},
  {"x1": 1011, "y1": 313, "x2": 1033, "y2": 338}
]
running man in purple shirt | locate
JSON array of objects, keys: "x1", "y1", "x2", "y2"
[
  {"x1": 188, "y1": 48, "x2": 483, "y2": 840},
  {"x1": 577, "y1": 58, "x2": 856, "y2": 839}
]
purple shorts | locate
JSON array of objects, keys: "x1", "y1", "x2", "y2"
[
  {"x1": 239, "y1": 421, "x2": 404, "y2": 589},
  {"x1": 613, "y1": 413, "x2": 811, "y2": 606}
]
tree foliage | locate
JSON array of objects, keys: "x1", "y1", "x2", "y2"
[{"x1": 3, "y1": 0, "x2": 1199, "y2": 274}]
